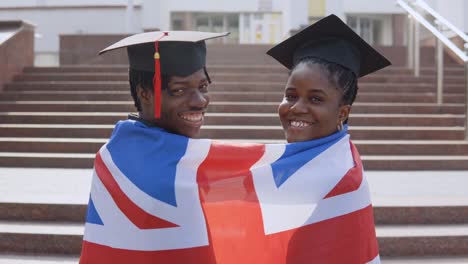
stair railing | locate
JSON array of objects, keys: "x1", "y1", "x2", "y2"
[{"x1": 396, "y1": 0, "x2": 468, "y2": 139}]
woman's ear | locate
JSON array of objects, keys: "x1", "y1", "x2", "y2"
[
  {"x1": 338, "y1": 104, "x2": 351, "y2": 123},
  {"x1": 136, "y1": 86, "x2": 152, "y2": 106}
]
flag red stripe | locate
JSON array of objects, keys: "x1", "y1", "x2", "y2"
[
  {"x1": 324, "y1": 141, "x2": 363, "y2": 198},
  {"x1": 80, "y1": 206, "x2": 378, "y2": 264},
  {"x1": 80, "y1": 241, "x2": 214, "y2": 264},
  {"x1": 94, "y1": 152, "x2": 178, "y2": 229},
  {"x1": 196, "y1": 142, "x2": 269, "y2": 264}
]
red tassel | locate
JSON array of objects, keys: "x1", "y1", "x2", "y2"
[{"x1": 153, "y1": 32, "x2": 169, "y2": 119}]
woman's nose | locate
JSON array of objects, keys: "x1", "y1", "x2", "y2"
[{"x1": 289, "y1": 99, "x2": 309, "y2": 114}]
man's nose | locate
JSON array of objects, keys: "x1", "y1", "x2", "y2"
[{"x1": 189, "y1": 89, "x2": 209, "y2": 109}]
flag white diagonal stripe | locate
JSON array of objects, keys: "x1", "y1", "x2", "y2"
[
  {"x1": 252, "y1": 135, "x2": 355, "y2": 235},
  {"x1": 83, "y1": 139, "x2": 211, "y2": 251}
]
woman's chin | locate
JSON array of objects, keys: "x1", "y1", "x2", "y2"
[
  {"x1": 284, "y1": 128, "x2": 330, "y2": 143},
  {"x1": 285, "y1": 133, "x2": 314, "y2": 143}
]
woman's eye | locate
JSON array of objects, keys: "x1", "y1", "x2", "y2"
[
  {"x1": 309, "y1": 96, "x2": 322, "y2": 103},
  {"x1": 285, "y1": 94, "x2": 297, "y2": 101}
]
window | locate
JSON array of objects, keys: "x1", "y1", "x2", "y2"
[
  {"x1": 347, "y1": 16, "x2": 383, "y2": 45},
  {"x1": 172, "y1": 20, "x2": 183, "y2": 30}
]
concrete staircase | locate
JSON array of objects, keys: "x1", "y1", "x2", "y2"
[
  {"x1": 0, "y1": 64, "x2": 467, "y2": 170},
  {"x1": 0, "y1": 44, "x2": 467, "y2": 262}
]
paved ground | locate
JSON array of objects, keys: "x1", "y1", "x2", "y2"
[
  {"x1": 0, "y1": 167, "x2": 467, "y2": 206},
  {"x1": 0, "y1": 167, "x2": 467, "y2": 264}
]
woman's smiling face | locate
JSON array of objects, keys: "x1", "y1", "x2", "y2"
[{"x1": 278, "y1": 63, "x2": 351, "y2": 143}]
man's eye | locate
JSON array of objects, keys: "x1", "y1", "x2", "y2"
[
  {"x1": 199, "y1": 83, "x2": 209, "y2": 91},
  {"x1": 170, "y1": 88, "x2": 185, "y2": 96}
]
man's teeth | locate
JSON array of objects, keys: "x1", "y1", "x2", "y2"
[
  {"x1": 180, "y1": 113, "x2": 203, "y2": 122},
  {"x1": 290, "y1": 120, "x2": 311, "y2": 127}
]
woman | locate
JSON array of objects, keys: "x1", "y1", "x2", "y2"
[
  {"x1": 267, "y1": 14, "x2": 391, "y2": 143},
  {"x1": 266, "y1": 14, "x2": 391, "y2": 263}
]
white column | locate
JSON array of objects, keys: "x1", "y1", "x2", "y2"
[
  {"x1": 142, "y1": 0, "x2": 170, "y2": 31},
  {"x1": 407, "y1": 16, "x2": 414, "y2": 68},
  {"x1": 239, "y1": 13, "x2": 245, "y2": 43},
  {"x1": 414, "y1": 21, "x2": 420, "y2": 77},
  {"x1": 126, "y1": 0, "x2": 135, "y2": 34},
  {"x1": 282, "y1": 0, "x2": 308, "y2": 37}
]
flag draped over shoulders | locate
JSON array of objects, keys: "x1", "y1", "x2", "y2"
[{"x1": 80, "y1": 120, "x2": 380, "y2": 264}]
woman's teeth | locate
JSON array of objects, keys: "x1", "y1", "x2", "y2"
[{"x1": 290, "y1": 120, "x2": 311, "y2": 128}]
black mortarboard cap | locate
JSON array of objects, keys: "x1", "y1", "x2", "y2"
[
  {"x1": 267, "y1": 14, "x2": 391, "y2": 77},
  {"x1": 99, "y1": 31, "x2": 229, "y2": 76},
  {"x1": 99, "y1": 31, "x2": 229, "y2": 119}
]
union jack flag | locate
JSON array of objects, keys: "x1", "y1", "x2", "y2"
[{"x1": 80, "y1": 120, "x2": 380, "y2": 263}]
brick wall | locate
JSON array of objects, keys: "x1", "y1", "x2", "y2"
[
  {"x1": 58, "y1": 34, "x2": 460, "y2": 67},
  {"x1": 0, "y1": 21, "x2": 34, "y2": 91},
  {"x1": 60, "y1": 34, "x2": 129, "y2": 65}
]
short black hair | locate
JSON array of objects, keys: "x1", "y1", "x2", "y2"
[
  {"x1": 292, "y1": 57, "x2": 358, "y2": 106},
  {"x1": 129, "y1": 69, "x2": 170, "y2": 112},
  {"x1": 129, "y1": 68, "x2": 212, "y2": 112}
]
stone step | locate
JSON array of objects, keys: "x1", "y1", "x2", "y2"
[
  {"x1": 0, "y1": 124, "x2": 464, "y2": 140},
  {"x1": 0, "y1": 203, "x2": 86, "y2": 222},
  {"x1": 1, "y1": 91, "x2": 464, "y2": 104},
  {"x1": 1, "y1": 152, "x2": 467, "y2": 170},
  {"x1": 377, "y1": 224, "x2": 468, "y2": 257},
  {"x1": 13, "y1": 72, "x2": 466, "y2": 84},
  {"x1": 1, "y1": 138, "x2": 468, "y2": 156},
  {"x1": 0, "y1": 112, "x2": 464, "y2": 127},
  {"x1": 0, "y1": 254, "x2": 78, "y2": 264},
  {"x1": 354, "y1": 140, "x2": 468, "y2": 155},
  {"x1": 0, "y1": 101, "x2": 464, "y2": 114},
  {"x1": 1, "y1": 202, "x2": 467, "y2": 225},
  {"x1": 0, "y1": 221, "x2": 82, "y2": 256},
  {"x1": 0, "y1": 220, "x2": 467, "y2": 257},
  {"x1": 22, "y1": 65, "x2": 464, "y2": 75},
  {"x1": 0, "y1": 153, "x2": 94, "y2": 168},
  {"x1": 360, "y1": 75, "x2": 465, "y2": 84},
  {"x1": 5, "y1": 81, "x2": 465, "y2": 94},
  {"x1": 23, "y1": 64, "x2": 287, "y2": 74},
  {"x1": 361, "y1": 155, "x2": 468, "y2": 170},
  {"x1": 15, "y1": 73, "x2": 294, "y2": 82}
]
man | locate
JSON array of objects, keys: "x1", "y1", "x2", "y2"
[
  {"x1": 79, "y1": 31, "x2": 228, "y2": 263},
  {"x1": 102, "y1": 31, "x2": 229, "y2": 137}
]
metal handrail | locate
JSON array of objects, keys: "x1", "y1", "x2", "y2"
[
  {"x1": 397, "y1": 0, "x2": 468, "y2": 140},
  {"x1": 397, "y1": 0, "x2": 468, "y2": 62},
  {"x1": 415, "y1": 0, "x2": 468, "y2": 43}
]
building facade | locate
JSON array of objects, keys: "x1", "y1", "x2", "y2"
[{"x1": 0, "y1": 0, "x2": 466, "y2": 65}]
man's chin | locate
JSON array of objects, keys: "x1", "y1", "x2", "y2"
[{"x1": 175, "y1": 126, "x2": 202, "y2": 138}]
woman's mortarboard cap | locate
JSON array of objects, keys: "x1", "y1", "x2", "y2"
[{"x1": 266, "y1": 14, "x2": 391, "y2": 77}]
